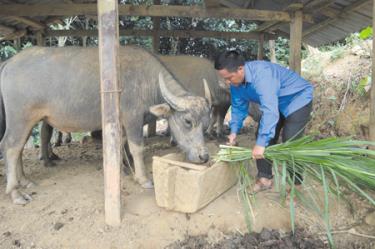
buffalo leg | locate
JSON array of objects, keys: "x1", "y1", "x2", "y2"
[
  {"x1": 124, "y1": 118, "x2": 153, "y2": 189},
  {"x1": 2, "y1": 120, "x2": 36, "y2": 204},
  {"x1": 40, "y1": 122, "x2": 59, "y2": 166},
  {"x1": 147, "y1": 119, "x2": 157, "y2": 137},
  {"x1": 55, "y1": 131, "x2": 63, "y2": 147}
]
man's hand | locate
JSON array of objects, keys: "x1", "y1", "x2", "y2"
[
  {"x1": 252, "y1": 145, "x2": 265, "y2": 159},
  {"x1": 227, "y1": 133, "x2": 238, "y2": 146}
]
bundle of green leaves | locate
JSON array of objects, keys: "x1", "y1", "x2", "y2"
[{"x1": 215, "y1": 136, "x2": 375, "y2": 247}]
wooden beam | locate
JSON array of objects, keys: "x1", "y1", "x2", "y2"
[
  {"x1": 45, "y1": 28, "x2": 276, "y2": 40},
  {"x1": 289, "y1": 10, "x2": 303, "y2": 74},
  {"x1": 205, "y1": 0, "x2": 222, "y2": 8},
  {"x1": 98, "y1": 0, "x2": 121, "y2": 227},
  {"x1": 0, "y1": 29, "x2": 26, "y2": 41},
  {"x1": 0, "y1": 24, "x2": 15, "y2": 35},
  {"x1": 256, "y1": 3, "x2": 308, "y2": 32},
  {"x1": 0, "y1": 4, "x2": 291, "y2": 22},
  {"x1": 256, "y1": 0, "x2": 335, "y2": 32},
  {"x1": 319, "y1": 7, "x2": 340, "y2": 18},
  {"x1": 303, "y1": 0, "x2": 371, "y2": 37},
  {"x1": 8, "y1": 16, "x2": 46, "y2": 30},
  {"x1": 370, "y1": 0, "x2": 375, "y2": 143}
]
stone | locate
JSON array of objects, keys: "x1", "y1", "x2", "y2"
[
  {"x1": 153, "y1": 153, "x2": 238, "y2": 213},
  {"x1": 53, "y1": 222, "x2": 64, "y2": 231}
]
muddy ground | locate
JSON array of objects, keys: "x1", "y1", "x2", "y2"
[{"x1": 0, "y1": 129, "x2": 374, "y2": 249}]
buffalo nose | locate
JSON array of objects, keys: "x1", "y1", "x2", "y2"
[{"x1": 199, "y1": 153, "x2": 209, "y2": 163}]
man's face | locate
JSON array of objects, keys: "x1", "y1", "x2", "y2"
[{"x1": 217, "y1": 66, "x2": 245, "y2": 87}]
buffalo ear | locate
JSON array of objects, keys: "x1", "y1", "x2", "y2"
[{"x1": 149, "y1": 103, "x2": 172, "y2": 118}]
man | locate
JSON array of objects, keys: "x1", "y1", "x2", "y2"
[{"x1": 215, "y1": 50, "x2": 313, "y2": 192}]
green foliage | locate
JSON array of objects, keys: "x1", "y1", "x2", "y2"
[
  {"x1": 329, "y1": 46, "x2": 345, "y2": 62},
  {"x1": 359, "y1": 26, "x2": 373, "y2": 40},
  {"x1": 274, "y1": 37, "x2": 290, "y2": 66},
  {"x1": 0, "y1": 42, "x2": 17, "y2": 61},
  {"x1": 216, "y1": 136, "x2": 375, "y2": 248},
  {"x1": 356, "y1": 76, "x2": 372, "y2": 96}
]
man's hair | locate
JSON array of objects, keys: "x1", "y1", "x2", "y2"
[{"x1": 214, "y1": 50, "x2": 245, "y2": 72}]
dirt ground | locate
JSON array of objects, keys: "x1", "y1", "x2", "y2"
[{"x1": 0, "y1": 130, "x2": 374, "y2": 249}]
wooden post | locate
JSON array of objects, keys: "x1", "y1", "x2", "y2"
[
  {"x1": 36, "y1": 31, "x2": 45, "y2": 46},
  {"x1": 152, "y1": 0, "x2": 161, "y2": 53},
  {"x1": 97, "y1": 0, "x2": 122, "y2": 226},
  {"x1": 370, "y1": 0, "x2": 375, "y2": 143},
  {"x1": 269, "y1": 39, "x2": 277, "y2": 63},
  {"x1": 13, "y1": 37, "x2": 21, "y2": 51},
  {"x1": 257, "y1": 33, "x2": 264, "y2": 60},
  {"x1": 82, "y1": 18, "x2": 89, "y2": 47},
  {"x1": 289, "y1": 10, "x2": 303, "y2": 74},
  {"x1": 147, "y1": 0, "x2": 160, "y2": 138}
]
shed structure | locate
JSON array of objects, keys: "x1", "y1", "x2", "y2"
[{"x1": 0, "y1": 0, "x2": 374, "y2": 225}]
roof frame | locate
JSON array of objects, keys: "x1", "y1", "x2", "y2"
[
  {"x1": 0, "y1": 4, "x2": 292, "y2": 22},
  {"x1": 303, "y1": 0, "x2": 371, "y2": 37}
]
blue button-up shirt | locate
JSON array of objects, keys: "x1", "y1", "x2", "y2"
[{"x1": 230, "y1": 61, "x2": 313, "y2": 147}]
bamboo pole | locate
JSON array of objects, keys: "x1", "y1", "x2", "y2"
[{"x1": 97, "y1": 0, "x2": 122, "y2": 226}]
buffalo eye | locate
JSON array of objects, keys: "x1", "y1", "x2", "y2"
[{"x1": 184, "y1": 118, "x2": 192, "y2": 128}]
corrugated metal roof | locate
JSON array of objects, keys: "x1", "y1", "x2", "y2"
[
  {"x1": 0, "y1": 0, "x2": 373, "y2": 47},
  {"x1": 227, "y1": 0, "x2": 373, "y2": 46}
]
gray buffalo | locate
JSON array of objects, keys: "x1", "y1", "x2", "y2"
[
  {"x1": 159, "y1": 55, "x2": 231, "y2": 137},
  {"x1": 39, "y1": 55, "x2": 230, "y2": 166},
  {"x1": 0, "y1": 46, "x2": 211, "y2": 204}
]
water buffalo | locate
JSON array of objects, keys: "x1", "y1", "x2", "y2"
[
  {"x1": 0, "y1": 46, "x2": 211, "y2": 204},
  {"x1": 159, "y1": 55, "x2": 231, "y2": 137},
  {"x1": 39, "y1": 55, "x2": 230, "y2": 166}
]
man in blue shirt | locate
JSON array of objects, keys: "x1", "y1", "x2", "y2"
[{"x1": 215, "y1": 51, "x2": 313, "y2": 192}]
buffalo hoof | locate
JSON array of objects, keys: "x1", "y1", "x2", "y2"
[
  {"x1": 43, "y1": 160, "x2": 57, "y2": 167},
  {"x1": 141, "y1": 180, "x2": 154, "y2": 189},
  {"x1": 122, "y1": 165, "x2": 134, "y2": 176},
  {"x1": 20, "y1": 179, "x2": 36, "y2": 189},
  {"x1": 11, "y1": 190, "x2": 32, "y2": 205}
]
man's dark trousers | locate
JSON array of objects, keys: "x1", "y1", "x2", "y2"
[{"x1": 256, "y1": 101, "x2": 312, "y2": 184}]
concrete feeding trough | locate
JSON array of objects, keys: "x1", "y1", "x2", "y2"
[{"x1": 152, "y1": 153, "x2": 238, "y2": 213}]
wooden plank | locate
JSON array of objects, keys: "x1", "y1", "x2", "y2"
[
  {"x1": 154, "y1": 157, "x2": 207, "y2": 171},
  {"x1": 0, "y1": 4, "x2": 291, "y2": 22},
  {"x1": 45, "y1": 28, "x2": 276, "y2": 40},
  {"x1": 98, "y1": 0, "x2": 122, "y2": 227},
  {"x1": 370, "y1": 0, "x2": 375, "y2": 143},
  {"x1": 256, "y1": 3, "x2": 312, "y2": 32},
  {"x1": 8, "y1": 16, "x2": 46, "y2": 30},
  {"x1": 0, "y1": 29, "x2": 26, "y2": 41},
  {"x1": 289, "y1": 10, "x2": 303, "y2": 74},
  {"x1": 205, "y1": 0, "x2": 222, "y2": 8},
  {"x1": 0, "y1": 24, "x2": 15, "y2": 35},
  {"x1": 257, "y1": 32, "x2": 264, "y2": 60},
  {"x1": 303, "y1": 0, "x2": 371, "y2": 37}
]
